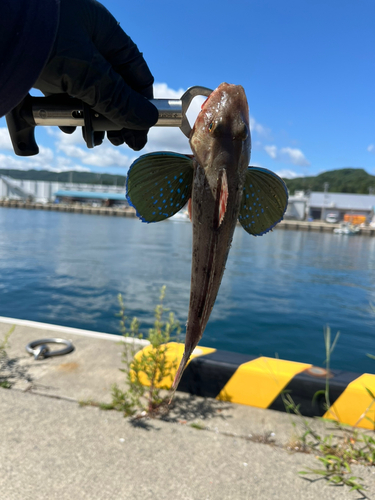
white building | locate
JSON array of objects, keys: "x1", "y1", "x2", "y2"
[
  {"x1": 308, "y1": 192, "x2": 375, "y2": 221},
  {"x1": 281, "y1": 190, "x2": 375, "y2": 222},
  {"x1": 0, "y1": 175, "x2": 124, "y2": 204},
  {"x1": 2, "y1": 174, "x2": 375, "y2": 222},
  {"x1": 284, "y1": 191, "x2": 309, "y2": 220}
]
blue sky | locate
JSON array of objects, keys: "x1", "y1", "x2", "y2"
[{"x1": 0, "y1": 0, "x2": 374, "y2": 179}]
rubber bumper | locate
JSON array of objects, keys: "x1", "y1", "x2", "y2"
[{"x1": 133, "y1": 342, "x2": 375, "y2": 429}]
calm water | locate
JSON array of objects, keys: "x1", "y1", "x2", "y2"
[{"x1": 1, "y1": 207, "x2": 375, "y2": 374}]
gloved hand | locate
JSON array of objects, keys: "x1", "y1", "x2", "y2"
[{"x1": 34, "y1": 0, "x2": 158, "y2": 151}]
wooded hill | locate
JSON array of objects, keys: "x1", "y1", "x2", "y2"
[
  {"x1": 1, "y1": 167, "x2": 374, "y2": 194},
  {"x1": 0, "y1": 168, "x2": 126, "y2": 186},
  {"x1": 284, "y1": 168, "x2": 375, "y2": 195}
]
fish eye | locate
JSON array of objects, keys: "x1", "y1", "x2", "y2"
[
  {"x1": 239, "y1": 124, "x2": 249, "y2": 141},
  {"x1": 208, "y1": 120, "x2": 225, "y2": 136}
]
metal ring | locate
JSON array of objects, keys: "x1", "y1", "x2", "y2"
[
  {"x1": 180, "y1": 86, "x2": 213, "y2": 138},
  {"x1": 26, "y1": 338, "x2": 74, "y2": 360}
]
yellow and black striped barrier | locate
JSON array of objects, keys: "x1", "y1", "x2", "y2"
[{"x1": 134, "y1": 342, "x2": 375, "y2": 430}]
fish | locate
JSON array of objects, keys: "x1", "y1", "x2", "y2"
[{"x1": 126, "y1": 82, "x2": 288, "y2": 392}]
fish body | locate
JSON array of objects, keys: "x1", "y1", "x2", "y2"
[
  {"x1": 126, "y1": 83, "x2": 288, "y2": 391},
  {"x1": 177, "y1": 84, "x2": 250, "y2": 386}
]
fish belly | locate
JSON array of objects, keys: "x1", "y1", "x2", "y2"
[{"x1": 184, "y1": 162, "x2": 240, "y2": 355}]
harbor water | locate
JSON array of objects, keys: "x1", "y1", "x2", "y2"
[{"x1": 1, "y1": 207, "x2": 375, "y2": 374}]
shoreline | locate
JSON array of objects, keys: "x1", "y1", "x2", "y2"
[
  {"x1": 1, "y1": 199, "x2": 375, "y2": 235},
  {"x1": 1, "y1": 315, "x2": 374, "y2": 430}
]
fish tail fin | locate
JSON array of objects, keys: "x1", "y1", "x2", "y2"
[{"x1": 168, "y1": 349, "x2": 193, "y2": 404}]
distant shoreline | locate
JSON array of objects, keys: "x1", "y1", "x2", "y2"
[
  {"x1": 1, "y1": 199, "x2": 375, "y2": 236},
  {"x1": 0, "y1": 199, "x2": 136, "y2": 218}
]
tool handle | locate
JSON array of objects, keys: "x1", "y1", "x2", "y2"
[
  {"x1": 31, "y1": 96, "x2": 183, "y2": 128},
  {"x1": 5, "y1": 86, "x2": 213, "y2": 156},
  {"x1": 6, "y1": 94, "x2": 184, "y2": 155},
  {"x1": 6, "y1": 94, "x2": 39, "y2": 156}
]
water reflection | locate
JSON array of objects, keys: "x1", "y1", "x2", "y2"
[{"x1": 0, "y1": 208, "x2": 374, "y2": 373}]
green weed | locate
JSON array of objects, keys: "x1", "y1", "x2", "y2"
[
  {"x1": 283, "y1": 326, "x2": 375, "y2": 497},
  {"x1": 110, "y1": 286, "x2": 181, "y2": 418},
  {"x1": 0, "y1": 326, "x2": 15, "y2": 388}
]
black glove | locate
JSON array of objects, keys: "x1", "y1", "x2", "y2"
[
  {"x1": 106, "y1": 80, "x2": 154, "y2": 150},
  {"x1": 34, "y1": 0, "x2": 158, "y2": 151}
]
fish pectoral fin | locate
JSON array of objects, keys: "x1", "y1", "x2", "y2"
[
  {"x1": 126, "y1": 152, "x2": 194, "y2": 223},
  {"x1": 238, "y1": 166, "x2": 288, "y2": 236}
]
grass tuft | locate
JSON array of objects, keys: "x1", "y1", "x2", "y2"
[{"x1": 282, "y1": 325, "x2": 375, "y2": 497}]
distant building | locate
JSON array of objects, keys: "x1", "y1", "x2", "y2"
[
  {"x1": 308, "y1": 192, "x2": 375, "y2": 222},
  {"x1": 283, "y1": 189, "x2": 375, "y2": 222},
  {"x1": 0, "y1": 175, "x2": 127, "y2": 206},
  {"x1": 2, "y1": 173, "x2": 375, "y2": 222},
  {"x1": 54, "y1": 190, "x2": 127, "y2": 207},
  {"x1": 284, "y1": 191, "x2": 309, "y2": 220}
]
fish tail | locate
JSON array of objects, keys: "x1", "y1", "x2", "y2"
[{"x1": 168, "y1": 349, "x2": 192, "y2": 404}]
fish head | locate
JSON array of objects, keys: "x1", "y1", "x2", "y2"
[{"x1": 189, "y1": 82, "x2": 251, "y2": 180}]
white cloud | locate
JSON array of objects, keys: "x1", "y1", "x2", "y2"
[
  {"x1": 48, "y1": 164, "x2": 91, "y2": 173},
  {"x1": 55, "y1": 128, "x2": 131, "y2": 168},
  {"x1": 275, "y1": 169, "x2": 300, "y2": 179},
  {"x1": 280, "y1": 147, "x2": 310, "y2": 166},
  {"x1": 80, "y1": 147, "x2": 130, "y2": 167},
  {"x1": 0, "y1": 153, "x2": 43, "y2": 170},
  {"x1": 0, "y1": 142, "x2": 89, "y2": 173},
  {"x1": 250, "y1": 117, "x2": 271, "y2": 138},
  {"x1": 46, "y1": 126, "x2": 57, "y2": 136},
  {"x1": 51, "y1": 155, "x2": 90, "y2": 173},
  {"x1": 264, "y1": 144, "x2": 310, "y2": 166},
  {"x1": 264, "y1": 145, "x2": 278, "y2": 159},
  {"x1": 0, "y1": 127, "x2": 13, "y2": 150},
  {"x1": 37, "y1": 145, "x2": 54, "y2": 164},
  {"x1": 57, "y1": 143, "x2": 86, "y2": 159},
  {"x1": 0, "y1": 154, "x2": 26, "y2": 170},
  {"x1": 0, "y1": 143, "x2": 55, "y2": 170},
  {"x1": 368, "y1": 144, "x2": 374, "y2": 153},
  {"x1": 146, "y1": 127, "x2": 190, "y2": 154},
  {"x1": 153, "y1": 82, "x2": 185, "y2": 99}
]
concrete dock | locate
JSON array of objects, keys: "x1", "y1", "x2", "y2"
[
  {"x1": 0, "y1": 199, "x2": 136, "y2": 218},
  {"x1": 1, "y1": 318, "x2": 375, "y2": 499},
  {"x1": 2, "y1": 200, "x2": 375, "y2": 235}
]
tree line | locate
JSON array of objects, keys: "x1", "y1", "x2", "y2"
[
  {"x1": 284, "y1": 168, "x2": 375, "y2": 195},
  {"x1": 1, "y1": 167, "x2": 375, "y2": 195},
  {"x1": 0, "y1": 168, "x2": 126, "y2": 186}
]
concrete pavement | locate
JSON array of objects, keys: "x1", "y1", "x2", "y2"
[{"x1": 1, "y1": 318, "x2": 374, "y2": 499}]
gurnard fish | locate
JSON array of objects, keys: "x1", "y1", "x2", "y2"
[{"x1": 126, "y1": 82, "x2": 288, "y2": 392}]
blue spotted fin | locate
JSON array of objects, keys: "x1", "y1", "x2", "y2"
[
  {"x1": 126, "y1": 152, "x2": 194, "y2": 223},
  {"x1": 238, "y1": 166, "x2": 288, "y2": 236}
]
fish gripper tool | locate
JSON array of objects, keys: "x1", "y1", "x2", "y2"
[{"x1": 6, "y1": 86, "x2": 213, "y2": 156}]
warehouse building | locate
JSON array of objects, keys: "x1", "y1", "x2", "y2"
[
  {"x1": 53, "y1": 190, "x2": 126, "y2": 206},
  {"x1": 0, "y1": 175, "x2": 127, "y2": 206},
  {"x1": 308, "y1": 192, "x2": 375, "y2": 222},
  {"x1": 2, "y1": 174, "x2": 375, "y2": 221},
  {"x1": 281, "y1": 190, "x2": 375, "y2": 222}
]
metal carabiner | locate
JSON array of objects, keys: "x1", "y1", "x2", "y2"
[
  {"x1": 150, "y1": 86, "x2": 213, "y2": 137},
  {"x1": 26, "y1": 338, "x2": 74, "y2": 360}
]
